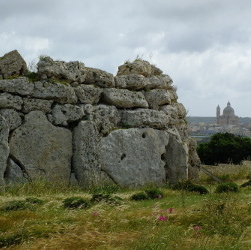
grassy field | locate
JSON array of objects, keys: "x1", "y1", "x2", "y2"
[{"x1": 1, "y1": 163, "x2": 251, "y2": 249}]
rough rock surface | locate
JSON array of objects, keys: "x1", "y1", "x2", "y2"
[
  {"x1": 0, "y1": 50, "x2": 28, "y2": 79},
  {"x1": 100, "y1": 128, "x2": 169, "y2": 188},
  {"x1": 49, "y1": 104, "x2": 84, "y2": 126},
  {"x1": 0, "y1": 51, "x2": 200, "y2": 188},
  {"x1": 120, "y1": 109, "x2": 169, "y2": 129},
  {"x1": 73, "y1": 121, "x2": 112, "y2": 187},
  {"x1": 0, "y1": 109, "x2": 22, "y2": 131},
  {"x1": 32, "y1": 81, "x2": 77, "y2": 104},
  {"x1": 144, "y1": 89, "x2": 171, "y2": 109},
  {"x1": 117, "y1": 59, "x2": 152, "y2": 77},
  {"x1": 85, "y1": 67, "x2": 115, "y2": 88},
  {"x1": 0, "y1": 115, "x2": 9, "y2": 186},
  {"x1": 0, "y1": 77, "x2": 34, "y2": 95},
  {"x1": 102, "y1": 88, "x2": 148, "y2": 108},
  {"x1": 23, "y1": 98, "x2": 53, "y2": 113},
  {"x1": 74, "y1": 84, "x2": 102, "y2": 104},
  {"x1": 9, "y1": 111, "x2": 72, "y2": 183},
  {"x1": 5, "y1": 158, "x2": 29, "y2": 184},
  {"x1": 0, "y1": 93, "x2": 23, "y2": 110},
  {"x1": 164, "y1": 134, "x2": 188, "y2": 184},
  {"x1": 37, "y1": 57, "x2": 86, "y2": 83}
]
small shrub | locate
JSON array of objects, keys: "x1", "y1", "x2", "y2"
[
  {"x1": 172, "y1": 181, "x2": 209, "y2": 194},
  {"x1": 145, "y1": 188, "x2": 164, "y2": 199},
  {"x1": 90, "y1": 184, "x2": 120, "y2": 195},
  {"x1": 215, "y1": 182, "x2": 239, "y2": 193},
  {"x1": 1, "y1": 200, "x2": 31, "y2": 211},
  {"x1": 90, "y1": 193, "x2": 111, "y2": 203},
  {"x1": 25, "y1": 197, "x2": 44, "y2": 205},
  {"x1": 63, "y1": 197, "x2": 90, "y2": 209},
  {"x1": 240, "y1": 180, "x2": 251, "y2": 187},
  {"x1": 130, "y1": 192, "x2": 150, "y2": 201}
]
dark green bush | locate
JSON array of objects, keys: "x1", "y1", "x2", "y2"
[
  {"x1": 1, "y1": 200, "x2": 31, "y2": 211},
  {"x1": 25, "y1": 197, "x2": 44, "y2": 205},
  {"x1": 215, "y1": 182, "x2": 239, "y2": 193},
  {"x1": 197, "y1": 132, "x2": 251, "y2": 165},
  {"x1": 63, "y1": 197, "x2": 90, "y2": 209},
  {"x1": 172, "y1": 181, "x2": 209, "y2": 195},
  {"x1": 145, "y1": 188, "x2": 164, "y2": 199},
  {"x1": 130, "y1": 192, "x2": 150, "y2": 201},
  {"x1": 240, "y1": 180, "x2": 251, "y2": 187}
]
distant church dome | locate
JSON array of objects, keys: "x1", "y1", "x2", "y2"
[{"x1": 223, "y1": 101, "x2": 235, "y2": 116}]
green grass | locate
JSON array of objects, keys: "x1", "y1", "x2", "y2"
[{"x1": 1, "y1": 167, "x2": 251, "y2": 249}]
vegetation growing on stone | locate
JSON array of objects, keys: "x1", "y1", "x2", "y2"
[{"x1": 215, "y1": 182, "x2": 239, "y2": 193}]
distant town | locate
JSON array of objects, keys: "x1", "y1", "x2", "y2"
[{"x1": 187, "y1": 102, "x2": 251, "y2": 143}]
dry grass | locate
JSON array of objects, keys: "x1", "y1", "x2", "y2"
[{"x1": 2, "y1": 165, "x2": 251, "y2": 249}]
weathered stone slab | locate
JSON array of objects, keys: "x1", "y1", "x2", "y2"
[
  {"x1": 0, "y1": 109, "x2": 22, "y2": 131},
  {"x1": 4, "y1": 158, "x2": 29, "y2": 184},
  {"x1": 144, "y1": 89, "x2": 171, "y2": 109},
  {"x1": 164, "y1": 134, "x2": 188, "y2": 184},
  {"x1": 74, "y1": 84, "x2": 102, "y2": 104},
  {"x1": 0, "y1": 77, "x2": 34, "y2": 95},
  {"x1": 32, "y1": 81, "x2": 77, "y2": 104},
  {"x1": 0, "y1": 93, "x2": 23, "y2": 110},
  {"x1": 49, "y1": 104, "x2": 84, "y2": 126},
  {"x1": 0, "y1": 50, "x2": 28, "y2": 79},
  {"x1": 100, "y1": 128, "x2": 169, "y2": 188},
  {"x1": 117, "y1": 60, "x2": 152, "y2": 77},
  {"x1": 72, "y1": 121, "x2": 112, "y2": 187},
  {"x1": 9, "y1": 111, "x2": 72, "y2": 183},
  {"x1": 85, "y1": 67, "x2": 115, "y2": 88},
  {"x1": 0, "y1": 115, "x2": 9, "y2": 186},
  {"x1": 102, "y1": 88, "x2": 148, "y2": 108},
  {"x1": 37, "y1": 57, "x2": 86, "y2": 83},
  {"x1": 23, "y1": 98, "x2": 53, "y2": 113},
  {"x1": 115, "y1": 74, "x2": 149, "y2": 90},
  {"x1": 120, "y1": 109, "x2": 169, "y2": 129},
  {"x1": 92, "y1": 105, "x2": 121, "y2": 134},
  {"x1": 147, "y1": 75, "x2": 173, "y2": 89}
]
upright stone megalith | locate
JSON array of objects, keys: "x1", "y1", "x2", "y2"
[{"x1": 9, "y1": 111, "x2": 72, "y2": 183}]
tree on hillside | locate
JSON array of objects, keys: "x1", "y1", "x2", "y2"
[{"x1": 197, "y1": 132, "x2": 251, "y2": 165}]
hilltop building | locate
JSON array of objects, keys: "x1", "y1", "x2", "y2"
[{"x1": 216, "y1": 101, "x2": 239, "y2": 125}]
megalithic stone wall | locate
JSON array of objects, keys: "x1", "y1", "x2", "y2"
[{"x1": 0, "y1": 50, "x2": 200, "y2": 188}]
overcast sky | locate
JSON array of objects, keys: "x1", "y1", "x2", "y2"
[{"x1": 1, "y1": 0, "x2": 251, "y2": 117}]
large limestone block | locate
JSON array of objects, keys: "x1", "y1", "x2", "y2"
[
  {"x1": 32, "y1": 81, "x2": 77, "y2": 104},
  {"x1": 117, "y1": 60, "x2": 152, "y2": 77},
  {"x1": 102, "y1": 88, "x2": 148, "y2": 108},
  {"x1": 0, "y1": 50, "x2": 28, "y2": 79},
  {"x1": 187, "y1": 137, "x2": 200, "y2": 181},
  {"x1": 73, "y1": 121, "x2": 112, "y2": 187},
  {"x1": 120, "y1": 109, "x2": 169, "y2": 129},
  {"x1": 0, "y1": 115, "x2": 9, "y2": 186},
  {"x1": 0, "y1": 109, "x2": 22, "y2": 131},
  {"x1": 5, "y1": 158, "x2": 29, "y2": 184},
  {"x1": 0, "y1": 93, "x2": 23, "y2": 110},
  {"x1": 9, "y1": 111, "x2": 72, "y2": 183},
  {"x1": 49, "y1": 104, "x2": 85, "y2": 126},
  {"x1": 115, "y1": 74, "x2": 149, "y2": 90},
  {"x1": 160, "y1": 105, "x2": 179, "y2": 125},
  {"x1": 100, "y1": 128, "x2": 169, "y2": 188},
  {"x1": 37, "y1": 57, "x2": 86, "y2": 83},
  {"x1": 23, "y1": 98, "x2": 53, "y2": 113},
  {"x1": 0, "y1": 77, "x2": 34, "y2": 95},
  {"x1": 144, "y1": 89, "x2": 171, "y2": 109},
  {"x1": 74, "y1": 84, "x2": 102, "y2": 104},
  {"x1": 147, "y1": 75, "x2": 173, "y2": 89},
  {"x1": 164, "y1": 134, "x2": 188, "y2": 184},
  {"x1": 92, "y1": 105, "x2": 121, "y2": 135},
  {"x1": 85, "y1": 67, "x2": 115, "y2": 88}
]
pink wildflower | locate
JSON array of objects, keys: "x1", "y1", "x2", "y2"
[
  {"x1": 92, "y1": 212, "x2": 99, "y2": 216},
  {"x1": 158, "y1": 195, "x2": 162, "y2": 199},
  {"x1": 194, "y1": 226, "x2": 200, "y2": 230},
  {"x1": 158, "y1": 215, "x2": 167, "y2": 221},
  {"x1": 168, "y1": 208, "x2": 174, "y2": 214}
]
